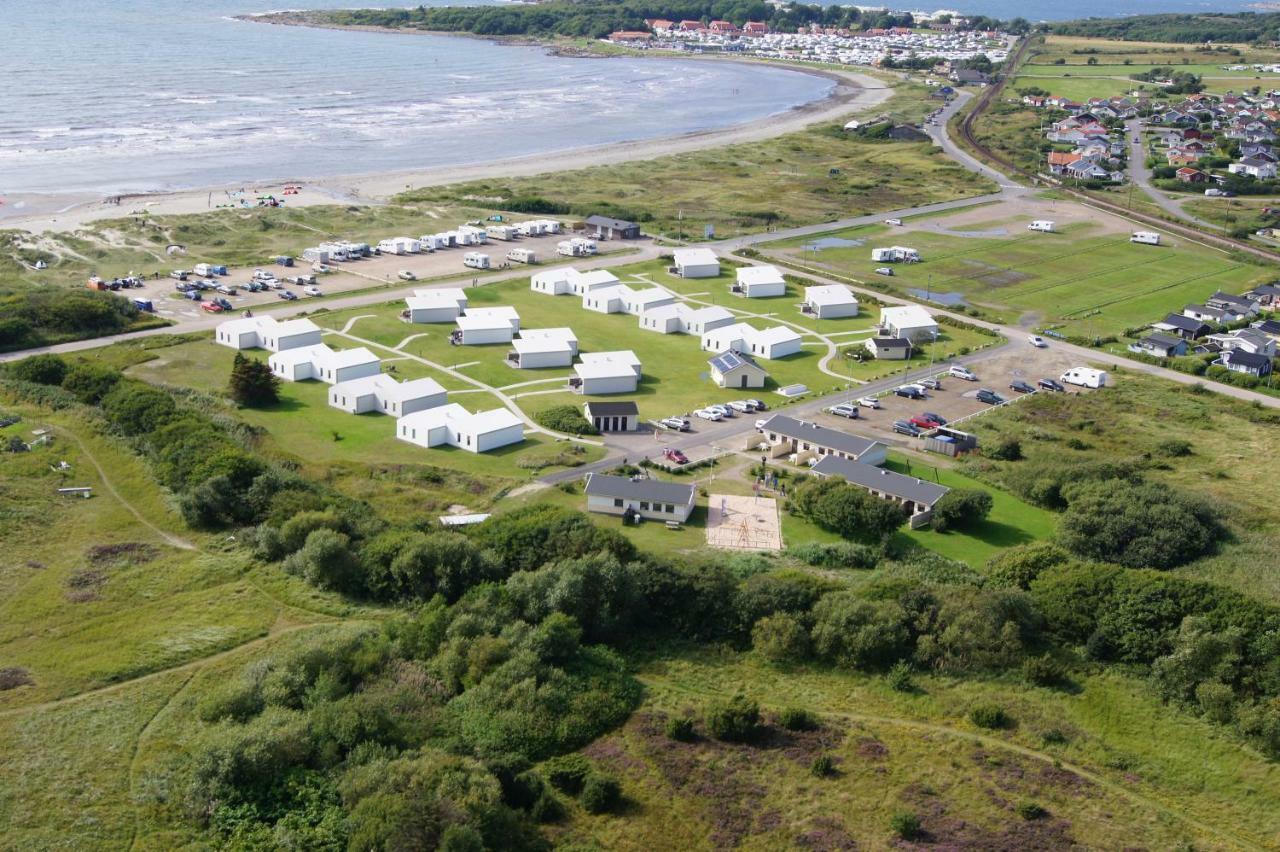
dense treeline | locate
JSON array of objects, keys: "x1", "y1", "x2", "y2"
[
  {"x1": 1051, "y1": 12, "x2": 1280, "y2": 44},
  {"x1": 0, "y1": 287, "x2": 159, "y2": 353}
]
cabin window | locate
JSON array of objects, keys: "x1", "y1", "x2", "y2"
[
  {"x1": 640, "y1": 501, "x2": 650, "y2": 511},
  {"x1": 613, "y1": 498, "x2": 623, "y2": 508},
  {"x1": 665, "y1": 504, "x2": 675, "y2": 514}
]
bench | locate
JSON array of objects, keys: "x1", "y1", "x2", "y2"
[{"x1": 665, "y1": 521, "x2": 682, "y2": 531}]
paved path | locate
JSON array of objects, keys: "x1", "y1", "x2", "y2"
[{"x1": 1124, "y1": 119, "x2": 1220, "y2": 230}]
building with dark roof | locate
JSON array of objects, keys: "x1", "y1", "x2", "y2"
[
  {"x1": 584, "y1": 215, "x2": 642, "y2": 240},
  {"x1": 811, "y1": 454, "x2": 949, "y2": 528},
  {"x1": 709, "y1": 350, "x2": 767, "y2": 388},
  {"x1": 1155, "y1": 313, "x2": 1211, "y2": 340},
  {"x1": 756, "y1": 414, "x2": 886, "y2": 466},
  {"x1": 1218, "y1": 349, "x2": 1274, "y2": 378},
  {"x1": 583, "y1": 400, "x2": 640, "y2": 432},
  {"x1": 584, "y1": 473, "x2": 696, "y2": 522}
]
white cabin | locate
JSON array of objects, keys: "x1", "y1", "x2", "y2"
[
  {"x1": 672, "y1": 247, "x2": 720, "y2": 278},
  {"x1": 802, "y1": 285, "x2": 859, "y2": 319},
  {"x1": 328, "y1": 374, "x2": 447, "y2": 416},
  {"x1": 404, "y1": 287, "x2": 468, "y2": 323},
  {"x1": 397, "y1": 404, "x2": 524, "y2": 453},
  {"x1": 734, "y1": 264, "x2": 786, "y2": 298},
  {"x1": 215, "y1": 316, "x2": 322, "y2": 352}
]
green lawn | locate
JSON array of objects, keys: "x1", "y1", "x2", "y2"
[{"x1": 761, "y1": 215, "x2": 1270, "y2": 338}]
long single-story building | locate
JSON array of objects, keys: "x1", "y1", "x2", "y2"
[
  {"x1": 755, "y1": 414, "x2": 887, "y2": 466},
  {"x1": 508, "y1": 327, "x2": 578, "y2": 369},
  {"x1": 709, "y1": 350, "x2": 768, "y2": 389},
  {"x1": 396, "y1": 404, "x2": 525, "y2": 453},
  {"x1": 215, "y1": 316, "x2": 323, "y2": 352},
  {"x1": 404, "y1": 287, "x2": 468, "y2": 323},
  {"x1": 638, "y1": 303, "x2": 736, "y2": 335},
  {"x1": 733, "y1": 264, "x2": 786, "y2": 298},
  {"x1": 701, "y1": 322, "x2": 802, "y2": 360},
  {"x1": 584, "y1": 400, "x2": 640, "y2": 432},
  {"x1": 879, "y1": 305, "x2": 938, "y2": 342},
  {"x1": 802, "y1": 285, "x2": 859, "y2": 319},
  {"x1": 268, "y1": 344, "x2": 381, "y2": 385},
  {"x1": 584, "y1": 472, "x2": 697, "y2": 523},
  {"x1": 585, "y1": 215, "x2": 642, "y2": 240},
  {"x1": 452, "y1": 307, "x2": 521, "y2": 344},
  {"x1": 810, "y1": 453, "x2": 948, "y2": 529},
  {"x1": 672, "y1": 248, "x2": 720, "y2": 278},
  {"x1": 328, "y1": 374, "x2": 447, "y2": 416},
  {"x1": 571, "y1": 350, "x2": 642, "y2": 395},
  {"x1": 531, "y1": 267, "x2": 619, "y2": 296}
]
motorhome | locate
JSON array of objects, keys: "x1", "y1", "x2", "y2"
[
  {"x1": 486, "y1": 225, "x2": 519, "y2": 241},
  {"x1": 506, "y1": 248, "x2": 537, "y2": 265},
  {"x1": 1028, "y1": 220, "x2": 1055, "y2": 233},
  {"x1": 556, "y1": 237, "x2": 598, "y2": 257},
  {"x1": 1060, "y1": 367, "x2": 1108, "y2": 388},
  {"x1": 463, "y1": 252, "x2": 492, "y2": 270},
  {"x1": 1130, "y1": 231, "x2": 1161, "y2": 246},
  {"x1": 870, "y1": 246, "x2": 920, "y2": 263}
]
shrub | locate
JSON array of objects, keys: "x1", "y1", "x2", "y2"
[
  {"x1": 543, "y1": 754, "x2": 592, "y2": 795},
  {"x1": 101, "y1": 382, "x2": 178, "y2": 436},
  {"x1": 579, "y1": 773, "x2": 621, "y2": 814},
  {"x1": 968, "y1": 703, "x2": 1012, "y2": 730},
  {"x1": 751, "y1": 613, "x2": 810, "y2": 663},
  {"x1": 530, "y1": 791, "x2": 565, "y2": 823},
  {"x1": 985, "y1": 436, "x2": 1022, "y2": 461},
  {"x1": 665, "y1": 716, "x2": 696, "y2": 742},
  {"x1": 890, "y1": 810, "x2": 922, "y2": 839},
  {"x1": 533, "y1": 405, "x2": 598, "y2": 436},
  {"x1": 6, "y1": 354, "x2": 67, "y2": 385},
  {"x1": 985, "y1": 542, "x2": 1070, "y2": 591},
  {"x1": 810, "y1": 592, "x2": 912, "y2": 671},
  {"x1": 1022, "y1": 654, "x2": 1067, "y2": 687},
  {"x1": 1156, "y1": 438, "x2": 1193, "y2": 458},
  {"x1": 1059, "y1": 481, "x2": 1224, "y2": 570},
  {"x1": 704, "y1": 694, "x2": 760, "y2": 742},
  {"x1": 778, "y1": 707, "x2": 819, "y2": 732},
  {"x1": 1016, "y1": 801, "x2": 1047, "y2": 820},
  {"x1": 810, "y1": 754, "x2": 835, "y2": 777},
  {"x1": 786, "y1": 541, "x2": 878, "y2": 570},
  {"x1": 61, "y1": 361, "x2": 120, "y2": 405},
  {"x1": 789, "y1": 477, "x2": 908, "y2": 541},
  {"x1": 930, "y1": 489, "x2": 993, "y2": 532},
  {"x1": 886, "y1": 661, "x2": 915, "y2": 692},
  {"x1": 1041, "y1": 728, "x2": 1068, "y2": 745}
]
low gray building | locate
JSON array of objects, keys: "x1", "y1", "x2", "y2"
[
  {"x1": 755, "y1": 414, "x2": 887, "y2": 466},
  {"x1": 811, "y1": 454, "x2": 949, "y2": 529},
  {"x1": 584, "y1": 473, "x2": 696, "y2": 523},
  {"x1": 585, "y1": 215, "x2": 642, "y2": 240},
  {"x1": 583, "y1": 400, "x2": 640, "y2": 432}
]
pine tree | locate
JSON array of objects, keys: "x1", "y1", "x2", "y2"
[{"x1": 228, "y1": 352, "x2": 280, "y2": 407}]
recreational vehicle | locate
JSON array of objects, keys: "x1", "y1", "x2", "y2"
[
  {"x1": 506, "y1": 248, "x2": 537, "y2": 265},
  {"x1": 463, "y1": 252, "x2": 492, "y2": 270},
  {"x1": 486, "y1": 225, "x2": 519, "y2": 241},
  {"x1": 1027, "y1": 220, "x2": 1055, "y2": 233},
  {"x1": 1060, "y1": 367, "x2": 1108, "y2": 389},
  {"x1": 1130, "y1": 231, "x2": 1161, "y2": 246}
]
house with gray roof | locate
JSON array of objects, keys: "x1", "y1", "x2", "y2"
[
  {"x1": 811, "y1": 454, "x2": 949, "y2": 529},
  {"x1": 584, "y1": 473, "x2": 696, "y2": 523},
  {"x1": 755, "y1": 414, "x2": 886, "y2": 466}
]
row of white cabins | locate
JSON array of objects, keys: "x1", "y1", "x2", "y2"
[{"x1": 214, "y1": 314, "x2": 525, "y2": 454}]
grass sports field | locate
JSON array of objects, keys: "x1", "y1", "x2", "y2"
[{"x1": 761, "y1": 213, "x2": 1270, "y2": 339}]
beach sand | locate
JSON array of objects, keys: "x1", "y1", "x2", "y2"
[{"x1": 0, "y1": 61, "x2": 891, "y2": 235}]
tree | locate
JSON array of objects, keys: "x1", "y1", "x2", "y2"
[
  {"x1": 6, "y1": 353, "x2": 67, "y2": 385},
  {"x1": 101, "y1": 383, "x2": 177, "y2": 436},
  {"x1": 285, "y1": 528, "x2": 361, "y2": 593},
  {"x1": 751, "y1": 613, "x2": 810, "y2": 663},
  {"x1": 1058, "y1": 480, "x2": 1224, "y2": 569},
  {"x1": 930, "y1": 489, "x2": 993, "y2": 532},
  {"x1": 704, "y1": 694, "x2": 760, "y2": 742},
  {"x1": 61, "y1": 362, "x2": 120, "y2": 404},
  {"x1": 228, "y1": 352, "x2": 280, "y2": 407},
  {"x1": 790, "y1": 478, "x2": 908, "y2": 541},
  {"x1": 809, "y1": 592, "x2": 911, "y2": 670},
  {"x1": 985, "y1": 542, "x2": 1071, "y2": 590}
]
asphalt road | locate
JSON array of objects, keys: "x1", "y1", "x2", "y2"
[{"x1": 1125, "y1": 119, "x2": 1220, "y2": 230}]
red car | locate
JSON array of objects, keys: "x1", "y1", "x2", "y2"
[
  {"x1": 662, "y1": 447, "x2": 689, "y2": 465},
  {"x1": 200, "y1": 301, "x2": 225, "y2": 313},
  {"x1": 909, "y1": 415, "x2": 942, "y2": 430}
]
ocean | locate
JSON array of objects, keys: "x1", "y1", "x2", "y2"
[{"x1": 0, "y1": 0, "x2": 834, "y2": 195}]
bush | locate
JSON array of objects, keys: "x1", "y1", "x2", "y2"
[
  {"x1": 533, "y1": 405, "x2": 598, "y2": 436},
  {"x1": 579, "y1": 773, "x2": 621, "y2": 814},
  {"x1": 778, "y1": 707, "x2": 819, "y2": 732},
  {"x1": 6, "y1": 354, "x2": 67, "y2": 386},
  {"x1": 543, "y1": 754, "x2": 592, "y2": 795},
  {"x1": 530, "y1": 791, "x2": 565, "y2": 823},
  {"x1": 1059, "y1": 480, "x2": 1224, "y2": 569},
  {"x1": 665, "y1": 716, "x2": 696, "y2": 742},
  {"x1": 101, "y1": 382, "x2": 178, "y2": 436},
  {"x1": 968, "y1": 703, "x2": 1012, "y2": 730},
  {"x1": 985, "y1": 436, "x2": 1023, "y2": 461},
  {"x1": 789, "y1": 477, "x2": 908, "y2": 541},
  {"x1": 1016, "y1": 800, "x2": 1047, "y2": 820},
  {"x1": 1022, "y1": 654, "x2": 1067, "y2": 687},
  {"x1": 886, "y1": 661, "x2": 915, "y2": 692},
  {"x1": 890, "y1": 810, "x2": 922, "y2": 839},
  {"x1": 810, "y1": 592, "x2": 911, "y2": 671},
  {"x1": 985, "y1": 542, "x2": 1070, "y2": 590},
  {"x1": 704, "y1": 694, "x2": 760, "y2": 742},
  {"x1": 930, "y1": 488, "x2": 993, "y2": 532},
  {"x1": 810, "y1": 754, "x2": 835, "y2": 777},
  {"x1": 61, "y1": 361, "x2": 120, "y2": 405},
  {"x1": 786, "y1": 541, "x2": 878, "y2": 570},
  {"x1": 751, "y1": 613, "x2": 810, "y2": 663}
]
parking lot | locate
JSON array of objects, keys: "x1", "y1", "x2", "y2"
[{"x1": 140, "y1": 231, "x2": 639, "y2": 323}]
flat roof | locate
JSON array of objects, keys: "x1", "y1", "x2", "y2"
[
  {"x1": 513, "y1": 337, "x2": 573, "y2": 355},
  {"x1": 805, "y1": 284, "x2": 858, "y2": 306},
  {"x1": 519, "y1": 327, "x2": 577, "y2": 344},
  {"x1": 269, "y1": 343, "x2": 333, "y2": 366},
  {"x1": 812, "y1": 455, "x2": 948, "y2": 507},
  {"x1": 408, "y1": 287, "x2": 467, "y2": 308},
  {"x1": 570, "y1": 269, "x2": 620, "y2": 289},
  {"x1": 753, "y1": 326, "x2": 802, "y2": 346},
  {"x1": 630, "y1": 287, "x2": 675, "y2": 305},
  {"x1": 575, "y1": 362, "x2": 636, "y2": 380},
  {"x1": 737, "y1": 264, "x2": 785, "y2": 285},
  {"x1": 457, "y1": 315, "x2": 514, "y2": 331},
  {"x1": 585, "y1": 472, "x2": 695, "y2": 504},
  {"x1": 761, "y1": 413, "x2": 882, "y2": 459},
  {"x1": 579, "y1": 350, "x2": 641, "y2": 368},
  {"x1": 463, "y1": 306, "x2": 519, "y2": 321},
  {"x1": 274, "y1": 318, "x2": 322, "y2": 336},
  {"x1": 584, "y1": 400, "x2": 638, "y2": 416},
  {"x1": 880, "y1": 304, "x2": 936, "y2": 328},
  {"x1": 399, "y1": 403, "x2": 523, "y2": 434},
  {"x1": 673, "y1": 247, "x2": 719, "y2": 267},
  {"x1": 319, "y1": 346, "x2": 379, "y2": 369}
]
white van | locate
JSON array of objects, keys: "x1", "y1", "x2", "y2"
[
  {"x1": 948, "y1": 365, "x2": 977, "y2": 381},
  {"x1": 1028, "y1": 220, "x2": 1055, "y2": 233},
  {"x1": 463, "y1": 252, "x2": 491, "y2": 270},
  {"x1": 506, "y1": 248, "x2": 536, "y2": 264},
  {"x1": 1060, "y1": 367, "x2": 1108, "y2": 389}
]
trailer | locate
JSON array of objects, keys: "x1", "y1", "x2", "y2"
[
  {"x1": 1130, "y1": 231, "x2": 1161, "y2": 246},
  {"x1": 302, "y1": 248, "x2": 330, "y2": 264},
  {"x1": 1027, "y1": 220, "x2": 1055, "y2": 233},
  {"x1": 515, "y1": 220, "x2": 544, "y2": 237},
  {"x1": 456, "y1": 225, "x2": 488, "y2": 245},
  {"x1": 274, "y1": 255, "x2": 294, "y2": 267},
  {"x1": 463, "y1": 252, "x2": 492, "y2": 270},
  {"x1": 1060, "y1": 367, "x2": 1108, "y2": 389},
  {"x1": 193, "y1": 263, "x2": 216, "y2": 277},
  {"x1": 486, "y1": 225, "x2": 519, "y2": 241},
  {"x1": 506, "y1": 248, "x2": 537, "y2": 265},
  {"x1": 132, "y1": 298, "x2": 154, "y2": 312},
  {"x1": 870, "y1": 246, "x2": 920, "y2": 263}
]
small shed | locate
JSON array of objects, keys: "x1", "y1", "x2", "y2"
[
  {"x1": 734, "y1": 265, "x2": 786, "y2": 298},
  {"x1": 584, "y1": 400, "x2": 640, "y2": 432},
  {"x1": 672, "y1": 248, "x2": 720, "y2": 279},
  {"x1": 923, "y1": 426, "x2": 978, "y2": 457},
  {"x1": 866, "y1": 336, "x2": 912, "y2": 360}
]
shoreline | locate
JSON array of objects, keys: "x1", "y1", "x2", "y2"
[{"x1": 0, "y1": 22, "x2": 892, "y2": 235}]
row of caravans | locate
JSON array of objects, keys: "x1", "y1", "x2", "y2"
[{"x1": 556, "y1": 237, "x2": 599, "y2": 258}]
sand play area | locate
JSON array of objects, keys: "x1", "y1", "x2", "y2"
[{"x1": 706, "y1": 494, "x2": 782, "y2": 551}]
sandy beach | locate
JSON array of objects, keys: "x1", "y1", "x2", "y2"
[{"x1": 0, "y1": 54, "x2": 891, "y2": 235}]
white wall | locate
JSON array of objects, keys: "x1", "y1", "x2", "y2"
[
  {"x1": 582, "y1": 375, "x2": 638, "y2": 395},
  {"x1": 475, "y1": 424, "x2": 525, "y2": 453}
]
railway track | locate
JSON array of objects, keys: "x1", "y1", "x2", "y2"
[{"x1": 955, "y1": 37, "x2": 1280, "y2": 265}]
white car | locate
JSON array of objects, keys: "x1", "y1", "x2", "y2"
[
  {"x1": 827, "y1": 403, "x2": 859, "y2": 419},
  {"x1": 303, "y1": 286, "x2": 322, "y2": 296},
  {"x1": 1028, "y1": 335, "x2": 1047, "y2": 348},
  {"x1": 857, "y1": 396, "x2": 881, "y2": 409},
  {"x1": 695, "y1": 408, "x2": 723, "y2": 422},
  {"x1": 746, "y1": 398, "x2": 767, "y2": 411},
  {"x1": 398, "y1": 270, "x2": 417, "y2": 281},
  {"x1": 727, "y1": 400, "x2": 754, "y2": 412},
  {"x1": 706, "y1": 404, "x2": 734, "y2": 418},
  {"x1": 885, "y1": 218, "x2": 903, "y2": 226},
  {"x1": 755, "y1": 418, "x2": 769, "y2": 431},
  {"x1": 659, "y1": 416, "x2": 690, "y2": 431},
  {"x1": 949, "y1": 365, "x2": 977, "y2": 381},
  {"x1": 313, "y1": 263, "x2": 333, "y2": 274},
  {"x1": 268, "y1": 280, "x2": 285, "y2": 290}
]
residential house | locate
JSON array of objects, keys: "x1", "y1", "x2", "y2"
[
  {"x1": 508, "y1": 327, "x2": 578, "y2": 369},
  {"x1": 397, "y1": 404, "x2": 525, "y2": 453},
  {"x1": 708, "y1": 350, "x2": 768, "y2": 389},
  {"x1": 1207, "y1": 291, "x2": 1260, "y2": 318},
  {"x1": 328, "y1": 374, "x2": 447, "y2": 416},
  {"x1": 810, "y1": 454, "x2": 948, "y2": 529},
  {"x1": 1217, "y1": 349, "x2": 1274, "y2": 377},
  {"x1": 1130, "y1": 333, "x2": 1188, "y2": 358},
  {"x1": 583, "y1": 473, "x2": 696, "y2": 524},
  {"x1": 571, "y1": 351, "x2": 641, "y2": 394},
  {"x1": 268, "y1": 344, "x2": 381, "y2": 385},
  {"x1": 583, "y1": 401, "x2": 640, "y2": 432},
  {"x1": 1207, "y1": 327, "x2": 1276, "y2": 357},
  {"x1": 1155, "y1": 313, "x2": 1212, "y2": 340},
  {"x1": 531, "y1": 267, "x2": 619, "y2": 296},
  {"x1": 802, "y1": 284, "x2": 859, "y2": 319},
  {"x1": 672, "y1": 248, "x2": 720, "y2": 278},
  {"x1": 866, "y1": 336, "x2": 913, "y2": 360},
  {"x1": 700, "y1": 322, "x2": 802, "y2": 360},
  {"x1": 404, "y1": 288, "x2": 468, "y2": 323},
  {"x1": 452, "y1": 307, "x2": 520, "y2": 344},
  {"x1": 880, "y1": 305, "x2": 938, "y2": 342},
  {"x1": 1229, "y1": 156, "x2": 1279, "y2": 179},
  {"x1": 756, "y1": 414, "x2": 887, "y2": 466},
  {"x1": 733, "y1": 264, "x2": 787, "y2": 297},
  {"x1": 1176, "y1": 167, "x2": 1209, "y2": 183},
  {"x1": 584, "y1": 215, "x2": 641, "y2": 240},
  {"x1": 215, "y1": 316, "x2": 323, "y2": 352}
]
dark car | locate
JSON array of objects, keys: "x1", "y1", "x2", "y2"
[
  {"x1": 1009, "y1": 380, "x2": 1036, "y2": 394},
  {"x1": 895, "y1": 385, "x2": 925, "y2": 400},
  {"x1": 892, "y1": 420, "x2": 921, "y2": 437},
  {"x1": 976, "y1": 389, "x2": 1005, "y2": 405},
  {"x1": 278, "y1": 291, "x2": 299, "y2": 301},
  {"x1": 1037, "y1": 378, "x2": 1065, "y2": 392}
]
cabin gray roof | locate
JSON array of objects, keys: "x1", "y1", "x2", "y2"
[
  {"x1": 1141, "y1": 333, "x2": 1184, "y2": 349},
  {"x1": 585, "y1": 215, "x2": 639, "y2": 230},
  {"x1": 1223, "y1": 350, "x2": 1271, "y2": 369},
  {"x1": 811, "y1": 455, "x2": 949, "y2": 507},
  {"x1": 870, "y1": 336, "x2": 912, "y2": 349},
  {"x1": 585, "y1": 473, "x2": 694, "y2": 504},
  {"x1": 1162, "y1": 313, "x2": 1209, "y2": 332},
  {"x1": 760, "y1": 414, "x2": 881, "y2": 458},
  {"x1": 584, "y1": 401, "x2": 638, "y2": 417}
]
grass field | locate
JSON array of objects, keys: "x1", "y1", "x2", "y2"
[{"x1": 760, "y1": 214, "x2": 1271, "y2": 338}]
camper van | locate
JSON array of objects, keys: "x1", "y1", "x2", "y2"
[
  {"x1": 486, "y1": 225, "x2": 518, "y2": 241},
  {"x1": 1060, "y1": 367, "x2": 1108, "y2": 389},
  {"x1": 463, "y1": 252, "x2": 492, "y2": 270},
  {"x1": 506, "y1": 248, "x2": 536, "y2": 265},
  {"x1": 1028, "y1": 220, "x2": 1055, "y2": 233},
  {"x1": 870, "y1": 246, "x2": 920, "y2": 263},
  {"x1": 1130, "y1": 231, "x2": 1161, "y2": 246}
]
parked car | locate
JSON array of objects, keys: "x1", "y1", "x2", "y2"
[
  {"x1": 727, "y1": 400, "x2": 754, "y2": 413},
  {"x1": 755, "y1": 418, "x2": 769, "y2": 431},
  {"x1": 184, "y1": 290, "x2": 201, "y2": 301},
  {"x1": 1028, "y1": 335, "x2": 1047, "y2": 348},
  {"x1": 216, "y1": 284, "x2": 237, "y2": 295},
  {"x1": 269, "y1": 280, "x2": 285, "y2": 290},
  {"x1": 976, "y1": 388, "x2": 1005, "y2": 405},
  {"x1": 1038, "y1": 378, "x2": 1065, "y2": 392},
  {"x1": 746, "y1": 399, "x2": 767, "y2": 411},
  {"x1": 922, "y1": 411, "x2": 947, "y2": 426},
  {"x1": 694, "y1": 408, "x2": 723, "y2": 421},
  {"x1": 662, "y1": 447, "x2": 689, "y2": 465},
  {"x1": 398, "y1": 270, "x2": 417, "y2": 281},
  {"x1": 278, "y1": 291, "x2": 299, "y2": 301},
  {"x1": 874, "y1": 267, "x2": 895, "y2": 276},
  {"x1": 659, "y1": 417, "x2": 690, "y2": 431},
  {"x1": 303, "y1": 286, "x2": 322, "y2": 296},
  {"x1": 199, "y1": 301, "x2": 224, "y2": 313},
  {"x1": 857, "y1": 396, "x2": 881, "y2": 409},
  {"x1": 252, "y1": 269, "x2": 275, "y2": 282},
  {"x1": 213, "y1": 297, "x2": 232, "y2": 311},
  {"x1": 909, "y1": 415, "x2": 941, "y2": 430},
  {"x1": 313, "y1": 263, "x2": 332, "y2": 274},
  {"x1": 892, "y1": 420, "x2": 921, "y2": 437},
  {"x1": 884, "y1": 218, "x2": 903, "y2": 226},
  {"x1": 827, "y1": 402, "x2": 859, "y2": 419},
  {"x1": 895, "y1": 385, "x2": 925, "y2": 400},
  {"x1": 949, "y1": 365, "x2": 977, "y2": 381},
  {"x1": 706, "y1": 404, "x2": 734, "y2": 418},
  {"x1": 1010, "y1": 379, "x2": 1036, "y2": 394},
  {"x1": 169, "y1": 270, "x2": 188, "y2": 281},
  {"x1": 919, "y1": 377, "x2": 943, "y2": 390}
]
